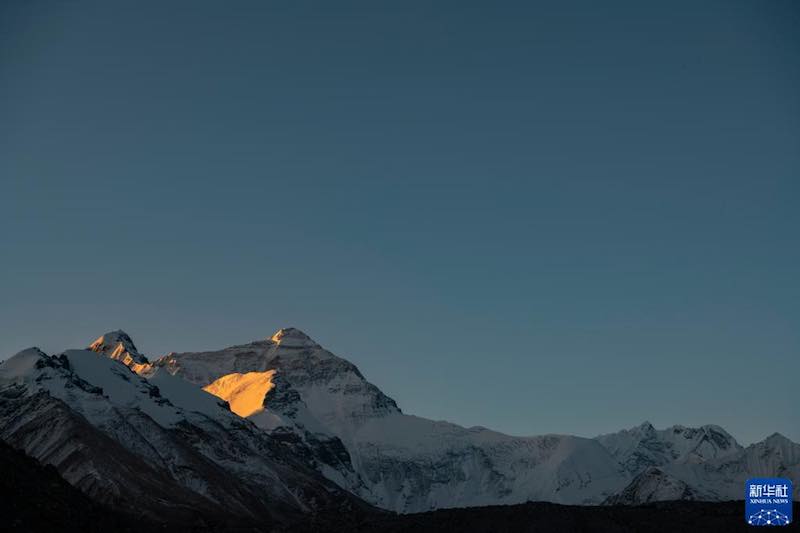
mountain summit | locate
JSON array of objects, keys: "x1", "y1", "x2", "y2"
[
  {"x1": 270, "y1": 327, "x2": 320, "y2": 348},
  {"x1": 1, "y1": 327, "x2": 798, "y2": 518},
  {"x1": 158, "y1": 328, "x2": 800, "y2": 512},
  {"x1": 0, "y1": 340, "x2": 368, "y2": 526},
  {"x1": 89, "y1": 330, "x2": 147, "y2": 364}
]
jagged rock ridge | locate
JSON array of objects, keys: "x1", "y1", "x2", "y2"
[
  {"x1": 154, "y1": 327, "x2": 800, "y2": 512},
  {"x1": 0, "y1": 341, "x2": 371, "y2": 526},
  {"x1": 1, "y1": 327, "x2": 797, "y2": 519}
]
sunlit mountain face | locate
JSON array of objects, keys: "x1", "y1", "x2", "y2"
[
  {"x1": 0, "y1": 332, "x2": 372, "y2": 527},
  {"x1": 89, "y1": 330, "x2": 153, "y2": 375},
  {"x1": 14, "y1": 327, "x2": 795, "y2": 519},
  {"x1": 204, "y1": 371, "x2": 276, "y2": 417}
]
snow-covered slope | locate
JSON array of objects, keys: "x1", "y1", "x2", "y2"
[
  {"x1": 658, "y1": 432, "x2": 800, "y2": 501},
  {"x1": 204, "y1": 370, "x2": 275, "y2": 417},
  {"x1": 603, "y1": 467, "x2": 701, "y2": 505},
  {"x1": 0, "y1": 339, "x2": 368, "y2": 526},
  {"x1": 2, "y1": 327, "x2": 797, "y2": 517},
  {"x1": 596, "y1": 422, "x2": 743, "y2": 474},
  {"x1": 158, "y1": 327, "x2": 800, "y2": 512},
  {"x1": 159, "y1": 328, "x2": 630, "y2": 511},
  {"x1": 596, "y1": 421, "x2": 799, "y2": 503}
]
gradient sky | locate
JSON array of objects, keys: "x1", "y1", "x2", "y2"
[{"x1": 1, "y1": 0, "x2": 798, "y2": 444}]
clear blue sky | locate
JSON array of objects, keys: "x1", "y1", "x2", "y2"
[{"x1": 1, "y1": 0, "x2": 798, "y2": 444}]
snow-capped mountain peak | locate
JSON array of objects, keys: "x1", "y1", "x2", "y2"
[
  {"x1": 603, "y1": 467, "x2": 700, "y2": 505},
  {"x1": 0, "y1": 343, "x2": 367, "y2": 523},
  {"x1": 765, "y1": 432, "x2": 791, "y2": 445},
  {"x1": 89, "y1": 330, "x2": 148, "y2": 365},
  {"x1": 633, "y1": 421, "x2": 656, "y2": 436},
  {"x1": 747, "y1": 432, "x2": 800, "y2": 465},
  {"x1": 270, "y1": 327, "x2": 320, "y2": 348},
  {"x1": 3, "y1": 327, "x2": 797, "y2": 518},
  {"x1": 157, "y1": 329, "x2": 800, "y2": 512},
  {"x1": 596, "y1": 421, "x2": 742, "y2": 474},
  {"x1": 0, "y1": 347, "x2": 49, "y2": 381}
]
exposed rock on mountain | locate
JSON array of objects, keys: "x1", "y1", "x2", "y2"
[
  {"x1": 157, "y1": 328, "x2": 800, "y2": 512},
  {"x1": 600, "y1": 423, "x2": 800, "y2": 503},
  {"x1": 596, "y1": 422, "x2": 742, "y2": 475},
  {"x1": 1, "y1": 327, "x2": 797, "y2": 522},
  {"x1": 89, "y1": 330, "x2": 149, "y2": 368},
  {"x1": 603, "y1": 467, "x2": 700, "y2": 505},
  {"x1": 0, "y1": 438, "x2": 153, "y2": 532},
  {"x1": 0, "y1": 344, "x2": 371, "y2": 527}
]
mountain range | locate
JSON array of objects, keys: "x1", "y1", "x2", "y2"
[{"x1": 0, "y1": 327, "x2": 797, "y2": 526}]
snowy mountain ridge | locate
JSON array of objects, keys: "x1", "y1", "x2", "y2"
[
  {"x1": 596, "y1": 421, "x2": 743, "y2": 474},
  {"x1": 153, "y1": 327, "x2": 799, "y2": 512},
  {"x1": 0, "y1": 326, "x2": 797, "y2": 518},
  {"x1": 0, "y1": 339, "x2": 369, "y2": 526}
]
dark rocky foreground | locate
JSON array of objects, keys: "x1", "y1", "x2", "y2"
[
  {"x1": 299, "y1": 500, "x2": 800, "y2": 532},
  {"x1": 3, "y1": 439, "x2": 797, "y2": 532},
  {"x1": 0, "y1": 439, "x2": 146, "y2": 533}
]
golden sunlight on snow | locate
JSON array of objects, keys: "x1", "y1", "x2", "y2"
[
  {"x1": 203, "y1": 370, "x2": 276, "y2": 417},
  {"x1": 129, "y1": 360, "x2": 153, "y2": 375}
]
